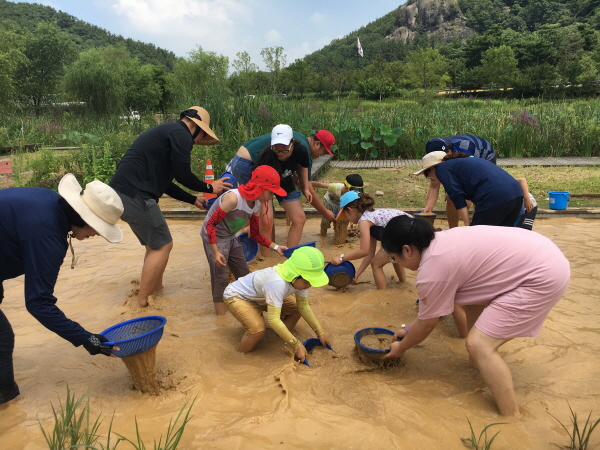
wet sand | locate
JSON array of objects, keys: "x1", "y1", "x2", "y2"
[{"x1": 1, "y1": 217, "x2": 599, "y2": 449}]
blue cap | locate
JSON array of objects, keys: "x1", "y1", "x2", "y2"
[
  {"x1": 425, "y1": 137, "x2": 452, "y2": 154},
  {"x1": 340, "y1": 191, "x2": 360, "y2": 209}
]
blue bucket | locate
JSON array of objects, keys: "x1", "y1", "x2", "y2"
[
  {"x1": 281, "y1": 241, "x2": 317, "y2": 259},
  {"x1": 324, "y1": 261, "x2": 356, "y2": 289},
  {"x1": 548, "y1": 191, "x2": 570, "y2": 210},
  {"x1": 101, "y1": 316, "x2": 167, "y2": 358},
  {"x1": 237, "y1": 233, "x2": 258, "y2": 261},
  {"x1": 206, "y1": 197, "x2": 218, "y2": 210},
  {"x1": 220, "y1": 171, "x2": 238, "y2": 189},
  {"x1": 354, "y1": 327, "x2": 402, "y2": 355}
]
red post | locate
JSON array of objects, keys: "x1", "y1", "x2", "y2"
[{"x1": 0, "y1": 161, "x2": 12, "y2": 188}]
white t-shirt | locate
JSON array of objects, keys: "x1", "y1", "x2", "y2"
[{"x1": 223, "y1": 266, "x2": 308, "y2": 307}]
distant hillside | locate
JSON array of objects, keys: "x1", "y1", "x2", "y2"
[
  {"x1": 0, "y1": 0, "x2": 177, "y2": 69},
  {"x1": 304, "y1": 0, "x2": 600, "y2": 73}
]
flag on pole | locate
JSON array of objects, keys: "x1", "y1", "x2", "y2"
[{"x1": 357, "y1": 37, "x2": 364, "y2": 57}]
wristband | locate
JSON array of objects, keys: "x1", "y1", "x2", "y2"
[
  {"x1": 339, "y1": 253, "x2": 344, "y2": 262},
  {"x1": 273, "y1": 244, "x2": 279, "y2": 252},
  {"x1": 402, "y1": 324, "x2": 410, "y2": 332}
]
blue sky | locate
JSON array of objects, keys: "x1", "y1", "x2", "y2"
[{"x1": 17, "y1": 0, "x2": 403, "y2": 70}]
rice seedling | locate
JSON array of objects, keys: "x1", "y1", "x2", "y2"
[
  {"x1": 38, "y1": 386, "x2": 195, "y2": 450},
  {"x1": 461, "y1": 417, "x2": 506, "y2": 449},
  {"x1": 38, "y1": 385, "x2": 119, "y2": 450},
  {"x1": 548, "y1": 402, "x2": 600, "y2": 450},
  {"x1": 116, "y1": 398, "x2": 195, "y2": 450}
]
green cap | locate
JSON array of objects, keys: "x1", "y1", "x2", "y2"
[{"x1": 275, "y1": 247, "x2": 329, "y2": 287}]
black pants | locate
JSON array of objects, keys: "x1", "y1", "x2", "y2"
[
  {"x1": 471, "y1": 197, "x2": 524, "y2": 227},
  {"x1": 0, "y1": 283, "x2": 20, "y2": 404},
  {"x1": 516, "y1": 205, "x2": 538, "y2": 230}
]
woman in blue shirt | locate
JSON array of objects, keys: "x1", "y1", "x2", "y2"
[
  {"x1": 415, "y1": 151, "x2": 523, "y2": 227},
  {"x1": 0, "y1": 174, "x2": 124, "y2": 405}
]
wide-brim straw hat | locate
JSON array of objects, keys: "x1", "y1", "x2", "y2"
[
  {"x1": 180, "y1": 106, "x2": 220, "y2": 145},
  {"x1": 413, "y1": 151, "x2": 446, "y2": 175},
  {"x1": 58, "y1": 174, "x2": 124, "y2": 243}
]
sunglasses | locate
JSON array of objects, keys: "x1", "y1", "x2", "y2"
[
  {"x1": 388, "y1": 254, "x2": 397, "y2": 264},
  {"x1": 423, "y1": 168, "x2": 432, "y2": 181}
]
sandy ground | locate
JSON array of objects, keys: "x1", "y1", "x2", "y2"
[{"x1": 0, "y1": 217, "x2": 599, "y2": 449}]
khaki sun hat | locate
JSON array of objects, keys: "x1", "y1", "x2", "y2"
[
  {"x1": 413, "y1": 151, "x2": 446, "y2": 175},
  {"x1": 58, "y1": 174, "x2": 124, "y2": 243},
  {"x1": 180, "y1": 106, "x2": 220, "y2": 145}
]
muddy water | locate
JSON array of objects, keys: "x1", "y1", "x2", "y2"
[{"x1": 1, "y1": 217, "x2": 599, "y2": 449}]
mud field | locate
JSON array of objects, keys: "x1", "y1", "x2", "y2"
[{"x1": 0, "y1": 217, "x2": 598, "y2": 449}]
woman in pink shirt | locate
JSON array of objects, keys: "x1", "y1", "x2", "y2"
[{"x1": 380, "y1": 216, "x2": 570, "y2": 416}]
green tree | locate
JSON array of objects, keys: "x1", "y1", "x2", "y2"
[
  {"x1": 404, "y1": 48, "x2": 451, "y2": 103},
  {"x1": 172, "y1": 45, "x2": 229, "y2": 106},
  {"x1": 15, "y1": 22, "x2": 77, "y2": 110},
  {"x1": 283, "y1": 59, "x2": 317, "y2": 98},
  {"x1": 0, "y1": 21, "x2": 28, "y2": 112},
  {"x1": 231, "y1": 51, "x2": 258, "y2": 96},
  {"x1": 260, "y1": 46, "x2": 287, "y2": 95},
  {"x1": 63, "y1": 46, "x2": 158, "y2": 115},
  {"x1": 481, "y1": 45, "x2": 519, "y2": 89}
]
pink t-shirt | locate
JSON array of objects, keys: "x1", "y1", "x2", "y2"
[{"x1": 417, "y1": 226, "x2": 570, "y2": 320}]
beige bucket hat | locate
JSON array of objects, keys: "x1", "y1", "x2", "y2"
[
  {"x1": 58, "y1": 174, "x2": 124, "y2": 243},
  {"x1": 180, "y1": 106, "x2": 220, "y2": 145},
  {"x1": 413, "y1": 151, "x2": 447, "y2": 175}
]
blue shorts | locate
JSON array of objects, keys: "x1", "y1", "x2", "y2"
[
  {"x1": 227, "y1": 155, "x2": 254, "y2": 185},
  {"x1": 275, "y1": 190, "x2": 302, "y2": 204}
]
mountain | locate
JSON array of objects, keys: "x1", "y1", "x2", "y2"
[
  {"x1": 0, "y1": 0, "x2": 177, "y2": 70},
  {"x1": 304, "y1": 0, "x2": 599, "y2": 74}
]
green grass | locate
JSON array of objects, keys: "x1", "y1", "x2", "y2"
[
  {"x1": 460, "y1": 418, "x2": 505, "y2": 449},
  {"x1": 38, "y1": 387, "x2": 195, "y2": 450},
  {"x1": 2, "y1": 96, "x2": 599, "y2": 190},
  {"x1": 548, "y1": 403, "x2": 600, "y2": 450},
  {"x1": 315, "y1": 165, "x2": 600, "y2": 209}
]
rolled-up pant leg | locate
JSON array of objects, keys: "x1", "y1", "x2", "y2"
[{"x1": 0, "y1": 283, "x2": 20, "y2": 404}]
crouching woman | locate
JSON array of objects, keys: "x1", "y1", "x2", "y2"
[{"x1": 380, "y1": 216, "x2": 570, "y2": 416}]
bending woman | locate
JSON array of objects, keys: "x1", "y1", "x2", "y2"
[
  {"x1": 226, "y1": 124, "x2": 335, "y2": 255},
  {"x1": 381, "y1": 216, "x2": 570, "y2": 416},
  {"x1": 415, "y1": 151, "x2": 523, "y2": 227}
]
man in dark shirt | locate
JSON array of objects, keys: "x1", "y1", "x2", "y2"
[
  {"x1": 110, "y1": 106, "x2": 231, "y2": 308},
  {"x1": 0, "y1": 174, "x2": 124, "y2": 405}
]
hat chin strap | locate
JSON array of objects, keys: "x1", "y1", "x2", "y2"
[{"x1": 191, "y1": 125, "x2": 202, "y2": 140}]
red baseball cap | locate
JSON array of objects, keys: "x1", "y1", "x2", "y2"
[
  {"x1": 315, "y1": 130, "x2": 335, "y2": 156},
  {"x1": 238, "y1": 165, "x2": 287, "y2": 200}
]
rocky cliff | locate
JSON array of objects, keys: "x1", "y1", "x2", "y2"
[{"x1": 386, "y1": 0, "x2": 474, "y2": 42}]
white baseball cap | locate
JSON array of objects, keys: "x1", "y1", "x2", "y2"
[{"x1": 271, "y1": 124, "x2": 293, "y2": 146}]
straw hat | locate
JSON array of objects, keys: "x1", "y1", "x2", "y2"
[
  {"x1": 180, "y1": 106, "x2": 220, "y2": 145},
  {"x1": 58, "y1": 174, "x2": 124, "y2": 243},
  {"x1": 413, "y1": 151, "x2": 446, "y2": 175}
]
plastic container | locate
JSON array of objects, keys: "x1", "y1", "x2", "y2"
[
  {"x1": 303, "y1": 337, "x2": 334, "y2": 352},
  {"x1": 206, "y1": 197, "x2": 218, "y2": 210},
  {"x1": 220, "y1": 171, "x2": 238, "y2": 189},
  {"x1": 237, "y1": 233, "x2": 258, "y2": 261},
  {"x1": 100, "y1": 316, "x2": 167, "y2": 358},
  {"x1": 413, "y1": 212, "x2": 437, "y2": 225},
  {"x1": 548, "y1": 191, "x2": 570, "y2": 210},
  {"x1": 281, "y1": 241, "x2": 317, "y2": 259},
  {"x1": 354, "y1": 327, "x2": 401, "y2": 355},
  {"x1": 301, "y1": 338, "x2": 334, "y2": 368},
  {"x1": 324, "y1": 261, "x2": 356, "y2": 289}
]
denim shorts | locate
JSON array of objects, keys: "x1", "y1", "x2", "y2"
[
  {"x1": 116, "y1": 191, "x2": 172, "y2": 249},
  {"x1": 275, "y1": 189, "x2": 302, "y2": 205},
  {"x1": 227, "y1": 155, "x2": 254, "y2": 185}
]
